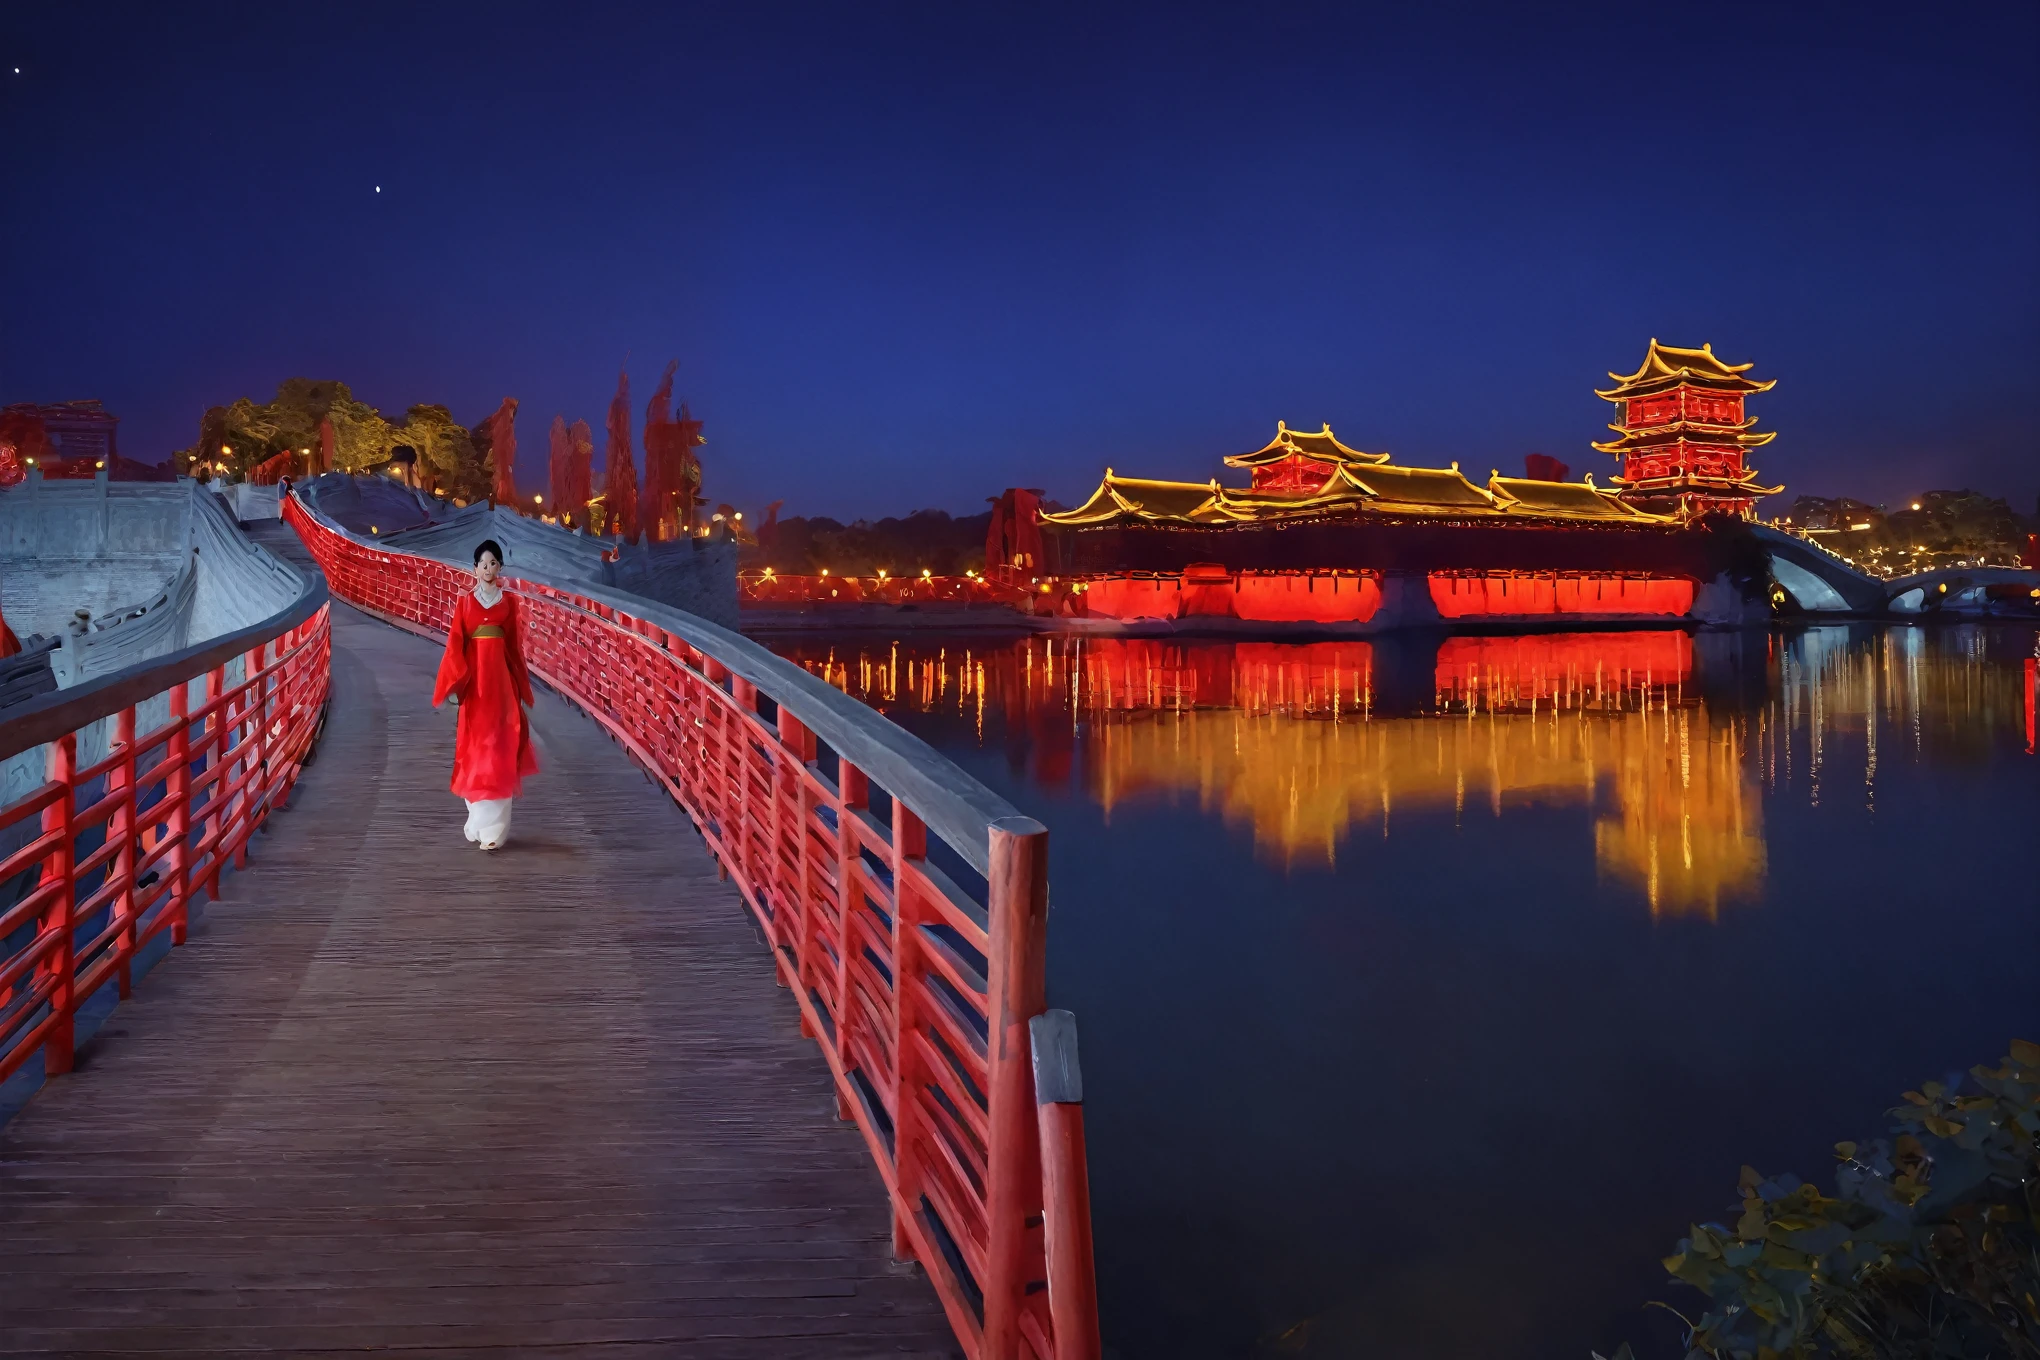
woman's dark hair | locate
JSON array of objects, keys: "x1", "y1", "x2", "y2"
[{"x1": 474, "y1": 539, "x2": 504, "y2": 566}]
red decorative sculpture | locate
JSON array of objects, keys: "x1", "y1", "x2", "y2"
[
  {"x1": 548, "y1": 415, "x2": 596, "y2": 528},
  {"x1": 469, "y1": 398, "x2": 519, "y2": 506},
  {"x1": 602, "y1": 370, "x2": 638, "y2": 541},
  {"x1": 642, "y1": 361, "x2": 707, "y2": 542},
  {"x1": 985, "y1": 488, "x2": 1047, "y2": 576}
]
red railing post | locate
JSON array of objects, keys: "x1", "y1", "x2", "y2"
[
  {"x1": 832, "y1": 759, "x2": 868, "y2": 1122},
  {"x1": 167, "y1": 679, "x2": 191, "y2": 945},
  {"x1": 110, "y1": 707, "x2": 137, "y2": 998},
  {"x1": 890, "y1": 799, "x2": 928, "y2": 1261},
  {"x1": 983, "y1": 814, "x2": 1049, "y2": 1359},
  {"x1": 703, "y1": 660, "x2": 731, "y2": 882},
  {"x1": 37, "y1": 733, "x2": 78, "y2": 1075},
  {"x1": 1030, "y1": 1010, "x2": 1102, "y2": 1360},
  {"x1": 234, "y1": 642, "x2": 266, "y2": 871},
  {"x1": 202, "y1": 664, "x2": 224, "y2": 901},
  {"x1": 777, "y1": 708, "x2": 817, "y2": 1020},
  {"x1": 730, "y1": 676, "x2": 762, "y2": 925}
]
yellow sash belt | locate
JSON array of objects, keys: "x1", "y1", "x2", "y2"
[{"x1": 471, "y1": 624, "x2": 506, "y2": 639}]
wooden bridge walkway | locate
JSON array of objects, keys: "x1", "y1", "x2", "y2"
[{"x1": 0, "y1": 552, "x2": 958, "y2": 1356}]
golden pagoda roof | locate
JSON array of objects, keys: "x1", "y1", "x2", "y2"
[
  {"x1": 1595, "y1": 340, "x2": 1776, "y2": 400},
  {"x1": 1224, "y1": 421, "x2": 1391, "y2": 468},
  {"x1": 1591, "y1": 422, "x2": 1778, "y2": 454},
  {"x1": 1487, "y1": 473, "x2": 1672, "y2": 522},
  {"x1": 1046, "y1": 459, "x2": 1534, "y2": 528},
  {"x1": 1046, "y1": 472, "x2": 1230, "y2": 526},
  {"x1": 1332, "y1": 462, "x2": 1496, "y2": 511},
  {"x1": 1611, "y1": 467, "x2": 1784, "y2": 497}
]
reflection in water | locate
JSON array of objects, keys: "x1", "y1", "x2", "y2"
[
  {"x1": 765, "y1": 623, "x2": 2040, "y2": 1360},
  {"x1": 785, "y1": 629, "x2": 2036, "y2": 919}
]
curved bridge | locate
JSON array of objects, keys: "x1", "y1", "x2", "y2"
[
  {"x1": 0, "y1": 490, "x2": 1100, "y2": 1360},
  {"x1": 1746, "y1": 522, "x2": 2040, "y2": 616},
  {"x1": 1884, "y1": 564, "x2": 2040, "y2": 615}
]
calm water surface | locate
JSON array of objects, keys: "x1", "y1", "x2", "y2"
[{"x1": 763, "y1": 624, "x2": 2040, "y2": 1360}]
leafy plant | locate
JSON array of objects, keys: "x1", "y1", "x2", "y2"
[{"x1": 1599, "y1": 1041, "x2": 2039, "y2": 1360}]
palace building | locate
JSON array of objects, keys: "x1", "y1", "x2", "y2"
[
  {"x1": 1593, "y1": 341, "x2": 1781, "y2": 520},
  {"x1": 1039, "y1": 418, "x2": 1748, "y2": 629}
]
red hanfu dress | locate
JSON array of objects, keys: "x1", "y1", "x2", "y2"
[{"x1": 431, "y1": 587, "x2": 539, "y2": 846}]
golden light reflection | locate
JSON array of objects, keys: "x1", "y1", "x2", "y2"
[
  {"x1": 1078, "y1": 681, "x2": 1761, "y2": 920},
  {"x1": 774, "y1": 625, "x2": 2040, "y2": 924}
]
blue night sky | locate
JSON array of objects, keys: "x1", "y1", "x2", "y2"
[{"x1": 4, "y1": 2, "x2": 2035, "y2": 519}]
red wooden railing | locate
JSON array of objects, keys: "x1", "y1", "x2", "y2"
[
  {"x1": 0, "y1": 590, "x2": 331, "y2": 1087},
  {"x1": 283, "y1": 489, "x2": 1101, "y2": 1360}
]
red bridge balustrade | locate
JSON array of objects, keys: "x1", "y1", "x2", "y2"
[
  {"x1": 283, "y1": 488, "x2": 1102, "y2": 1360},
  {"x1": 0, "y1": 576, "x2": 331, "y2": 1087}
]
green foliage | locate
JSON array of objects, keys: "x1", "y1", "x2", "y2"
[
  {"x1": 182, "y1": 380, "x2": 490, "y2": 488},
  {"x1": 326, "y1": 396, "x2": 392, "y2": 473},
  {"x1": 1604, "y1": 1041, "x2": 2040, "y2": 1360},
  {"x1": 397, "y1": 404, "x2": 487, "y2": 501}
]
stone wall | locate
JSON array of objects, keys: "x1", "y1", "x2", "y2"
[{"x1": 0, "y1": 473, "x2": 310, "y2": 816}]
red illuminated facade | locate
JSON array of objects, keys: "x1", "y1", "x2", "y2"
[{"x1": 1593, "y1": 341, "x2": 1781, "y2": 520}]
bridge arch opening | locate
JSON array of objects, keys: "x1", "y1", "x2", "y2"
[{"x1": 1770, "y1": 558, "x2": 1851, "y2": 613}]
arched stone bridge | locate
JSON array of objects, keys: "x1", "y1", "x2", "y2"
[{"x1": 1747, "y1": 522, "x2": 2040, "y2": 617}]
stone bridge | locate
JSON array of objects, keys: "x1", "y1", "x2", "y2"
[{"x1": 1746, "y1": 522, "x2": 2039, "y2": 617}]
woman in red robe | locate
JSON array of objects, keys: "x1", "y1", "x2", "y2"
[{"x1": 430, "y1": 539, "x2": 539, "y2": 849}]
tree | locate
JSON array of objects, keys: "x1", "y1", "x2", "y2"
[
  {"x1": 469, "y1": 398, "x2": 518, "y2": 504},
  {"x1": 186, "y1": 380, "x2": 379, "y2": 479},
  {"x1": 399, "y1": 404, "x2": 486, "y2": 500},
  {"x1": 602, "y1": 369, "x2": 638, "y2": 540},
  {"x1": 326, "y1": 396, "x2": 393, "y2": 472}
]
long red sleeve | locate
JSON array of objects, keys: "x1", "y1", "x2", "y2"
[
  {"x1": 432, "y1": 593, "x2": 472, "y2": 708},
  {"x1": 503, "y1": 595, "x2": 535, "y2": 707}
]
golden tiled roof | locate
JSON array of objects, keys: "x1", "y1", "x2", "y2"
[
  {"x1": 1224, "y1": 421, "x2": 1391, "y2": 468},
  {"x1": 1044, "y1": 459, "x2": 1686, "y2": 528},
  {"x1": 1610, "y1": 468, "x2": 1785, "y2": 496},
  {"x1": 1591, "y1": 422, "x2": 1778, "y2": 455},
  {"x1": 1487, "y1": 474, "x2": 1668, "y2": 521},
  {"x1": 1046, "y1": 472, "x2": 1229, "y2": 526},
  {"x1": 1595, "y1": 340, "x2": 1776, "y2": 400}
]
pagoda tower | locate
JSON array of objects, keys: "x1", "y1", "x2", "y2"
[{"x1": 1592, "y1": 341, "x2": 1781, "y2": 519}]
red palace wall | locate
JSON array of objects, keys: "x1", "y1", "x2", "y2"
[
  {"x1": 1082, "y1": 571, "x2": 1386, "y2": 624},
  {"x1": 1079, "y1": 569, "x2": 1696, "y2": 625},
  {"x1": 1621, "y1": 441, "x2": 1746, "y2": 486},
  {"x1": 1427, "y1": 571, "x2": 1694, "y2": 619},
  {"x1": 1624, "y1": 391, "x2": 1744, "y2": 428}
]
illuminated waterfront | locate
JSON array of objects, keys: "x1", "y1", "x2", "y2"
[{"x1": 765, "y1": 624, "x2": 2040, "y2": 1359}]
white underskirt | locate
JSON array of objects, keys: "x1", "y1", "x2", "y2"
[{"x1": 463, "y1": 798, "x2": 513, "y2": 849}]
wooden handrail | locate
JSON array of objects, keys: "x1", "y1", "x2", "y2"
[{"x1": 283, "y1": 487, "x2": 1100, "y2": 1360}]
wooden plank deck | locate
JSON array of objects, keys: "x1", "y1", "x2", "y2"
[{"x1": 0, "y1": 542, "x2": 959, "y2": 1358}]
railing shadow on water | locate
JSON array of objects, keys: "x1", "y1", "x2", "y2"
[{"x1": 281, "y1": 486, "x2": 1102, "y2": 1360}]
